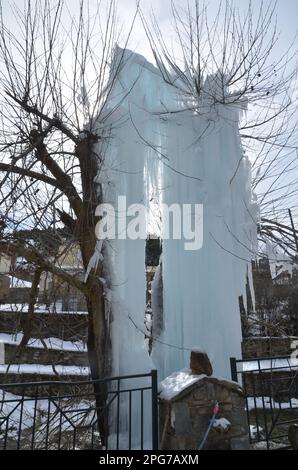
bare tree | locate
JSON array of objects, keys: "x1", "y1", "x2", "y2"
[
  {"x1": 0, "y1": 0, "x2": 137, "y2": 444},
  {"x1": 141, "y1": 0, "x2": 298, "y2": 256}
]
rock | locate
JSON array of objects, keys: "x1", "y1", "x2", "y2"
[
  {"x1": 159, "y1": 352, "x2": 249, "y2": 450},
  {"x1": 190, "y1": 350, "x2": 213, "y2": 376},
  {"x1": 288, "y1": 424, "x2": 298, "y2": 450},
  {"x1": 172, "y1": 402, "x2": 192, "y2": 435}
]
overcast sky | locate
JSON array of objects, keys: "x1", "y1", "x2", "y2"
[
  {"x1": 2, "y1": 1, "x2": 296, "y2": 66},
  {"x1": 1, "y1": 0, "x2": 297, "y2": 224},
  {"x1": 115, "y1": 0, "x2": 297, "y2": 62}
]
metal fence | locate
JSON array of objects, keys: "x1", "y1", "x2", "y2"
[
  {"x1": 0, "y1": 370, "x2": 158, "y2": 450},
  {"x1": 230, "y1": 355, "x2": 298, "y2": 449}
]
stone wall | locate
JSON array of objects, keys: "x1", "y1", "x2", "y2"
[
  {"x1": 5, "y1": 287, "x2": 30, "y2": 304},
  {"x1": 242, "y1": 369, "x2": 298, "y2": 398},
  {"x1": 3, "y1": 343, "x2": 88, "y2": 367},
  {"x1": 0, "y1": 373, "x2": 91, "y2": 396},
  {"x1": 241, "y1": 337, "x2": 298, "y2": 399},
  {"x1": 159, "y1": 351, "x2": 250, "y2": 450},
  {"x1": 242, "y1": 336, "x2": 298, "y2": 359},
  {"x1": 0, "y1": 310, "x2": 88, "y2": 341},
  {"x1": 0, "y1": 275, "x2": 10, "y2": 301},
  {"x1": 159, "y1": 376, "x2": 249, "y2": 450}
]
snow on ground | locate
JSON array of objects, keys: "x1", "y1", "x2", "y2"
[
  {"x1": 0, "y1": 303, "x2": 87, "y2": 314},
  {"x1": 0, "y1": 391, "x2": 95, "y2": 441},
  {"x1": 0, "y1": 333, "x2": 87, "y2": 352},
  {"x1": 0, "y1": 364, "x2": 90, "y2": 376},
  {"x1": 9, "y1": 277, "x2": 32, "y2": 288},
  {"x1": 247, "y1": 396, "x2": 298, "y2": 410},
  {"x1": 251, "y1": 441, "x2": 284, "y2": 450},
  {"x1": 250, "y1": 425, "x2": 263, "y2": 438},
  {"x1": 213, "y1": 417, "x2": 231, "y2": 431},
  {"x1": 0, "y1": 391, "x2": 48, "y2": 435},
  {"x1": 159, "y1": 368, "x2": 206, "y2": 400},
  {"x1": 241, "y1": 358, "x2": 298, "y2": 372},
  {"x1": 265, "y1": 243, "x2": 297, "y2": 280}
]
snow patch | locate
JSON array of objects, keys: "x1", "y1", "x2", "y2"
[
  {"x1": 0, "y1": 303, "x2": 87, "y2": 315},
  {"x1": 241, "y1": 358, "x2": 298, "y2": 372},
  {"x1": 0, "y1": 333, "x2": 87, "y2": 352},
  {"x1": 159, "y1": 368, "x2": 206, "y2": 401},
  {"x1": 247, "y1": 396, "x2": 298, "y2": 410},
  {"x1": 213, "y1": 417, "x2": 231, "y2": 431},
  {"x1": 0, "y1": 364, "x2": 90, "y2": 376}
]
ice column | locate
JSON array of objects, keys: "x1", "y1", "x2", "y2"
[
  {"x1": 95, "y1": 48, "x2": 162, "y2": 448},
  {"x1": 151, "y1": 74, "x2": 258, "y2": 380}
]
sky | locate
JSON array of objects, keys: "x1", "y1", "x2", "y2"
[
  {"x1": 1, "y1": 0, "x2": 297, "y2": 231},
  {"x1": 115, "y1": 0, "x2": 298, "y2": 231},
  {"x1": 80, "y1": 0, "x2": 298, "y2": 229},
  {"x1": 2, "y1": 0, "x2": 297, "y2": 61},
  {"x1": 1, "y1": 0, "x2": 296, "y2": 71},
  {"x1": 115, "y1": 0, "x2": 298, "y2": 62}
]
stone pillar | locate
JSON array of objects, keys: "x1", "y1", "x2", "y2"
[
  {"x1": 190, "y1": 349, "x2": 213, "y2": 376},
  {"x1": 159, "y1": 351, "x2": 250, "y2": 450}
]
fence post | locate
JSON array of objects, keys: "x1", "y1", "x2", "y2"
[
  {"x1": 151, "y1": 369, "x2": 159, "y2": 450},
  {"x1": 230, "y1": 357, "x2": 238, "y2": 382}
]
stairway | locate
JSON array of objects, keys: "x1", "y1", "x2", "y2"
[{"x1": 0, "y1": 306, "x2": 90, "y2": 389}]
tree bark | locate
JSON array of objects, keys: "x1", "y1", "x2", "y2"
[
  {"x1": 76, "y1": 132, "x2": 109, "y2": 446},
  {"x1": 19, "y1": 267, "x2": 42, "y2": 349}
]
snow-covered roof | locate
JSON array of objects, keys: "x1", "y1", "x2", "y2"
[
  {"x1": 241, "y1": 357, "x2": 298, "y2": 372},
  {"x1": 159, "y1": 368, "x2": 206, "y2": 401},
  {"x1": 0, "y1": 364, "x2": 90, "y2": 376},
  {"x1": 159, "y1": 368, "x2": 243, "y2": 401}
]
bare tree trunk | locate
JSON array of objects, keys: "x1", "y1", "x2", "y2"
[
  {"x1": 11, "y1": 267, "x2": 43, "y2": 365},
  {"x1": 85, "y1": 275, "x2": 108, "y2": 446},
  {"x1": 76, "y1": 133, "x2": 109, "y2": 446},
  {"x1": 19, "y1": 267, "x2": 42, "y2": 348}
]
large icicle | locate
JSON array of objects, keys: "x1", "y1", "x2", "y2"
[
  {"x1": 94, "y1": 47, "x2": 162, "y2": 449},
  {"x1": 151, "y1": 73, "x2": 258, "y2": 380},
  {"x1": 94, "y1": 48, "x2": 258, "y2": 445}
]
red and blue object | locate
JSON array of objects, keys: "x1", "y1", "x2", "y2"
[{"x1": 198, "y1": 402, "x2": 220, "y2": 450}]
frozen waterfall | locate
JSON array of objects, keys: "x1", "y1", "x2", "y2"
[
  {"x1": 151, "y1": 74, "x2": 258, "y2": 380},
  {"x1": 94, "y1": 48, "x2": 258, "y2": 445}
]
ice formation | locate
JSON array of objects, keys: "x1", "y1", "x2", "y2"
[
  {"x1": 159, "y1": 368, "x2": 206, "y2": 401},
  {"x1": 94, "y1": 47, "x2": 258, "y2": 444},
  {"x1": 97, "y1": 47, "x2": 162, "y2": 378},
  {"x1": 94, "y1": 47, "x2": 162, "y2": 448},
  {"x1": 152, "y1": 73, "x2": 258, "y2": 380}
]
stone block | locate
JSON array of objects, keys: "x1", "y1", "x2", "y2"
[
  {"x1": 173, "y1": 402, "x2": 192, "y2": 435},
  {"x1": 191, "y1": 385, "x2": 207, "y2": 402},
  {"x1": 190, "y1": 350, "x2": 213, "y2": 376},
  {"x1": 159, "y1": 353, "x2": 249, "y2": 450},
  {"x1": 206, "y1": 383, "x2": 216, "y2": 400},
  {"x1": 232, "y1": 396, "x2": 245, "y2": 408},
  {"x1": 227, "y1": 410, "x2": 247, "y2": 426},
  {"x1": 219, "y1": 403, "x2": 233, "y2": 412}
]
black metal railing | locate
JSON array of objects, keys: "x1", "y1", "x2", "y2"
[
  {"x1": 230, "y1": 355, "x2": 298, "y2": 450},
  {"x1": 0, "y1": 370, "x2": 159, "y2": 450}
]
